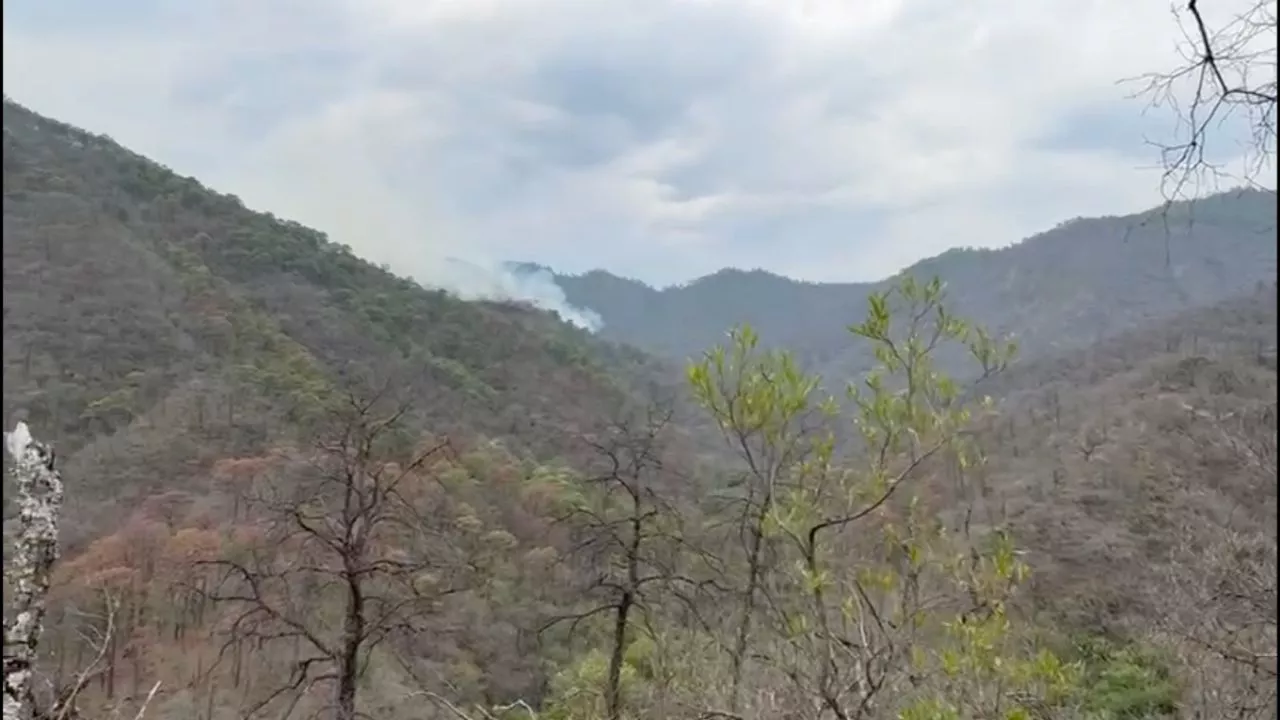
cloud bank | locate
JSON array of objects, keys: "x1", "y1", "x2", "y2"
[{"x1": 3, "y1": 0, "x2": 1270, "y2": 310}]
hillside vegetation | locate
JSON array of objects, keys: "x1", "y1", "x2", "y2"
[
  {"x1": 2, "y1": 99, "x2": 695, "y2": 543},
  {"x1": 543, "y1": 190, "x2": 1276, "y2": 382},
  {"x1": 2, "y1": 99, "x2": 1275, "y2": 720},
  {"x1": 973, "y1": 285, "x2": 1277, "y2": 716}
]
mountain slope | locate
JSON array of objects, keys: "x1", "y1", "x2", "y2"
[
  {"x1": 983, "y1": 285, "x2": 1278, "y2": 715},
  {"x1": 871, "y1": 284, "x2": 1276, "y2": 715},
  {"x1": 547, "y1": 190, "x2": 1277, "y2": 381},
  {"x1": 964, "y1": 282, "x2": 1276, "y2": 619},
  {"x1": 1, "y1": 99, "x2": 676, "y2": 541}
]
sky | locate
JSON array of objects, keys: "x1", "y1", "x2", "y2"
[{"x1": 3, "y1": 0, "x2": 1272, "y2": 297}]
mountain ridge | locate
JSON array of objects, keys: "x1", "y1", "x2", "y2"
[
  {"x1": 524, "y1": 189, "x2": 1275, "y2": 292},
  {"x1": 532, "y1": 188, "x2": 1277, "y2": 381}
]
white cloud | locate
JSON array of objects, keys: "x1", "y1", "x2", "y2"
[{"x1": 3, "y1": 0, "x2": 1270, "y2": 295}]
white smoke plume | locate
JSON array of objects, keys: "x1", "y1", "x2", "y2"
[
  {"x1": 201, "y1": 161, "x2": 603, "y2": 331},
  {"x1": 436, "y1": 257, "x2": 603, "y2": 331}
]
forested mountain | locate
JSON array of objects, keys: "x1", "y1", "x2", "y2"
[
  {"x1": 2, "y1": 98, "x2": 1275, "y2": 720},
  {"x1": 1001, "y1": 284, "x2": 1276, "y2": 717},
  {"x1": 973, "y1": 284, "x2": 1276, "y2": 656},
  {"x1": 0, "y1": 97, "x2": 706, "y2": 717},
  {"x1": 1, "y1": 99, "x2": 694, "y2": 541},
  {"x1": 541, "y1": 189, "x2": 1277, "y2": 381}
]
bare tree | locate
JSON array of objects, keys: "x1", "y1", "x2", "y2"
[
  {"x1": 542, "y1": 402, "x2": 688, "y2": 720},
  {"x1": 1134, "y1": 0, "x2": 1277, "y2": 200},
  {"x1": 195, "y1": 387, "x2": 465, "y2": 720}
]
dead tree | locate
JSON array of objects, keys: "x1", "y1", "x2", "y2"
[{"x1": 196, "y1": 387, "x2": 463, "y2": 720}]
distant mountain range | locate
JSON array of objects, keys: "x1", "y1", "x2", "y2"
[{"x1": 516, "y1": 189, "x2": 1277, "y2": 382}]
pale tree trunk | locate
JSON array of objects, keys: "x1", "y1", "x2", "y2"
[{"x1": 3, "y1": 422, "x2": 64, "y2": 720}]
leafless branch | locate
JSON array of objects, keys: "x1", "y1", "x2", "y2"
[{"x1": 1129, "y1": 0, "x2": 1277, "y2": 201}]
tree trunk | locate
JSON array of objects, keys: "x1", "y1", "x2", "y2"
[
  {"x1": 605, "y1": 593, "x2": 633, "y2": 720},
  {"x1": 729, "y1": 499, "x2": 770, "y2": 712},
  {"x1": 335, "y1": 572, "x2": 365, "y2": 720},
  {"x1": 3, "y1": 423, "x2": 65, "y2": 720}
]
